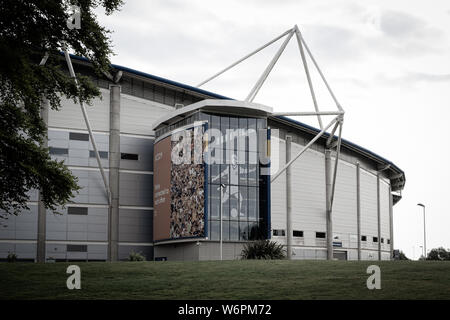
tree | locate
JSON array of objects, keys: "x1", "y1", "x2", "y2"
[
  {"x1": 397, "y1": 250, "x2": 409, "y2": 260},
  {"x1": 426, "y1": 247, "x2": 450, "y2": 261},
  {"x1": 0, "y1": 0, "x2": 123, "y2": 218}
]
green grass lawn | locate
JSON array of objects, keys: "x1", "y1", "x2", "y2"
[{"x1": 1, "y1": 260, "x2": 449, "y2": 300}]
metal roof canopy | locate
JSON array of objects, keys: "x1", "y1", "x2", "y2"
[
  {"x1": 152, "y1": 99, "x2": 273, "y2": 131},
  {"x1": 197, "y1": 25, "x2": 345, "y2": 211}
]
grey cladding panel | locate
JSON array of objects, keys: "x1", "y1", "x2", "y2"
[
  {"x1": 0, "y1": 206, "x2": 38, "y2": 240},
  {"x1": 71, "y1": 169, "x2": 110, "y2": 204},
  {"x1": 120, "y1": 136, "x2": 154, "y2": 171},
  {"x1": 48, "y1": 130, "x2": 109, "y2": 168},
  {"x1": 119, "y1": 209, "x2": 153, "y2": 242},
  {"x1": 119, "y1": 173, "x2": 153, "y2": 207},
  {"x1": 46, "y1": 206, "x2": 108, "y2": 242}
]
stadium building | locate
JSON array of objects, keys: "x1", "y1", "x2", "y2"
[{"x1": 0, "y1": 55, "x2": 405, "y2": 262}]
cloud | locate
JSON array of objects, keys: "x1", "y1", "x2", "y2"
[
  {"x1": 302, "y1": 24, "x2": 364, "y2": 63},
  {"x1": 379, "y1": 10, "x2": 442, "y2": 40},
  {"x1": 373, "y1": 71, "x2": 450, "y2": 88},
  {"x1": 407, "y1": 72, "x2": 450, "y2": 83}
]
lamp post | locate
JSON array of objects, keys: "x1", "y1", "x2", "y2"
[
  {"x1": 417, "y1": 203, "x2": 426, "y2": 259},
  {"x1": 220, "y1": 183, "x2": 226, "y2": 261}
]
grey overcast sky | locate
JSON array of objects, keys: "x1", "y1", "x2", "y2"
[{"x1": 97, "y1": 0, "x2": 450, "y2": 259}]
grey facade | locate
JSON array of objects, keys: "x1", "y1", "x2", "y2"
[{"x1": 0, "y1": 56, "x2": 405, "y2": 261}]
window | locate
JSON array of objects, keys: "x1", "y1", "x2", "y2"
[
  {"x1": 209, "y1": 185, "x2": 220, "y2": 219},
  {"x1": 67, "y1": 207, "x2": 88, "y2": 215},
  {"x1": 209, "y1": 221, "x2": 220, "y2": 241},
  {"x1": 220, "y1": 185, "x2": 230, "y2": 219},
  {"x1": 67, "y1": 245, "x2": 87, "y2": 252},
  {"x1": 203, "y1": 113, "x2": 268, "y2": 242},
  {"x1": 381, "y1": 238, "x2": 384, "y2": 244},
  {"x1": 361, "y1": 235, "x2": 367, "y2": 242},
  {"x1": 121, "y1": 153, "x2": 139, "y2": 160},
  {"x1": 293, "y1": 230, "x2": 304, "y2": 237},
  {"x1": 230, "y1": 221, "x2": 239, "y2": 241},
  {"x1": 387, "y1": 239, "x2": 391, "y2": 245},
  {"x1": 89, "y1": 150, "x2": 108, "y2": 159},
  {"x1": 229, "y1": 186, "x2": 239, "y2": 220},
  {"x1": 248, "y1": 187, "x2": 258, "y2": 221},
  {"x1": 273, "y1": 229, "x2": 285, "y2": 236},
  {"x1": 239, "y1": 221, "x2": 248, "y2": 240},
  {"x1": 49, "y1": 147, "x2": 68, "y2": 155},
  {"x1": 316, "y1": 232, "x2": 326, "y2": 239},
  {"x1": 239, "y1": 186, "x2": 248, "y2": 220},
  {"x1": 373, "y1": 237, "x2": 379, "y2": 243},
  {"x1": 69, "y1": 132, "x2": 89, "y2": 141}
]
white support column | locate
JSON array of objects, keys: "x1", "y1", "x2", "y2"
[
  {"x1": 108, "y1": 84, "x2": 121, "y2": 262},
  {"x1": 356, "y1": 162, "x2": 361, "y2": 260},
  {"x1": 325, "y1": 149, "x2": 333, "y2": 260},
  {"x1": 286, "y1": 135, "x2": 292, "y2": 260},
  {"x1": 377, "y1": 173, "x2": 382, "y2": 261},
  {"x1": 389, "y1": 185, "x2": 394, "y2": 260},
  {"x1": 356, "y1": 162, "x2": 361, "y2": 261},
  {"x1": 36, "y1": 98, "x2": 49, "y2": 263}
]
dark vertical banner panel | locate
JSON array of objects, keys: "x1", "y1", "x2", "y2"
[
  {"x1": 153, "y1": 136, "x2": 171, "y2": 241},
  {"x1": 153, "y1": 124, "x2": 206, "y2": 242}
]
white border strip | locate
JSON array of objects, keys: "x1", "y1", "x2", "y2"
[
  {"x1": 119, "y1": 206, "x2": 153, "y2": 210},
  {"x1": 118, "y1": 242, "x2": 154, "y2": 246}
]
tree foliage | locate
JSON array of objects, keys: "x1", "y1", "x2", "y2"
[
  {"x1": 397, "y1": 250, "x2": 409, "y2": 260},
  {"x1": 427, "y1": 247, "x2": 450, "y2": 261},
  {"x1": 0, "y1": 0, "x2": 122, "y2": 217}
]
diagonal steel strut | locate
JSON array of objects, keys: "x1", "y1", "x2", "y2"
[
  {"x1": 329, "y1": 118, "x2": 343, "y2": 211},
  {"x1": 63, "y1": 48, "x2": 112, "y2": 205},
  {"x1": 294, "y1": 25, "x2": 323, "y2": 129},
  {"x1": 197, "y1": 28, "x2": 293, "y2": 88},
  {"x1": 246, "y1": 30, "x2": 294, "y2": 102},
  {"x1": 271, "y1": 116, "x2": 340, "y2": 183}
]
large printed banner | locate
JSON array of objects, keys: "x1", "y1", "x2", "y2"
[{"x1": 153, "y1": 124, "x2": 206, "y2": 242}]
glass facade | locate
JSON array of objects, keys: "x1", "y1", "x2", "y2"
[
  {"x1": 201, "y1": 112, "x2": 269, "y2": 242},
  {"x1": 155, "y1": 110, "x2": 270, "y2": 243}
]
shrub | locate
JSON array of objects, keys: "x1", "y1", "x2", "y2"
[
  {"x1": 241, "y1": 240, "x2": 286, "y2": 260},
  {"x1": 7, "y1": 252, "x2": 17, "y2": 262},
  {"x1": 427, "y1": 247, "x2": 450, "y2": 261},
  {"x1": 128, "y1": 250, "x2": 145, "y2": 261}
]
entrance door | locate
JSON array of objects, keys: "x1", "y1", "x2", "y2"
[{"x1": 333, "y1": 250, "x2": 348, "y2": 260}]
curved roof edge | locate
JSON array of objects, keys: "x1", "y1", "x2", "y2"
[
  {"x1": 68, "y1": 54, "x2": 405, "y2": 192},
  {"x1": 271, "y1": 116, "x2": 405, "y2": 191},
  {"x1": 152, "y1": 99, "x2": 273, "y2": 130},
  {"x1": 68, "y1": 54, "x2": 232, "y2": 100}
]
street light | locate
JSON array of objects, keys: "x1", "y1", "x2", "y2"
[{"x1": 417, "y1": 203, "x2": 426, "y2": 259}]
